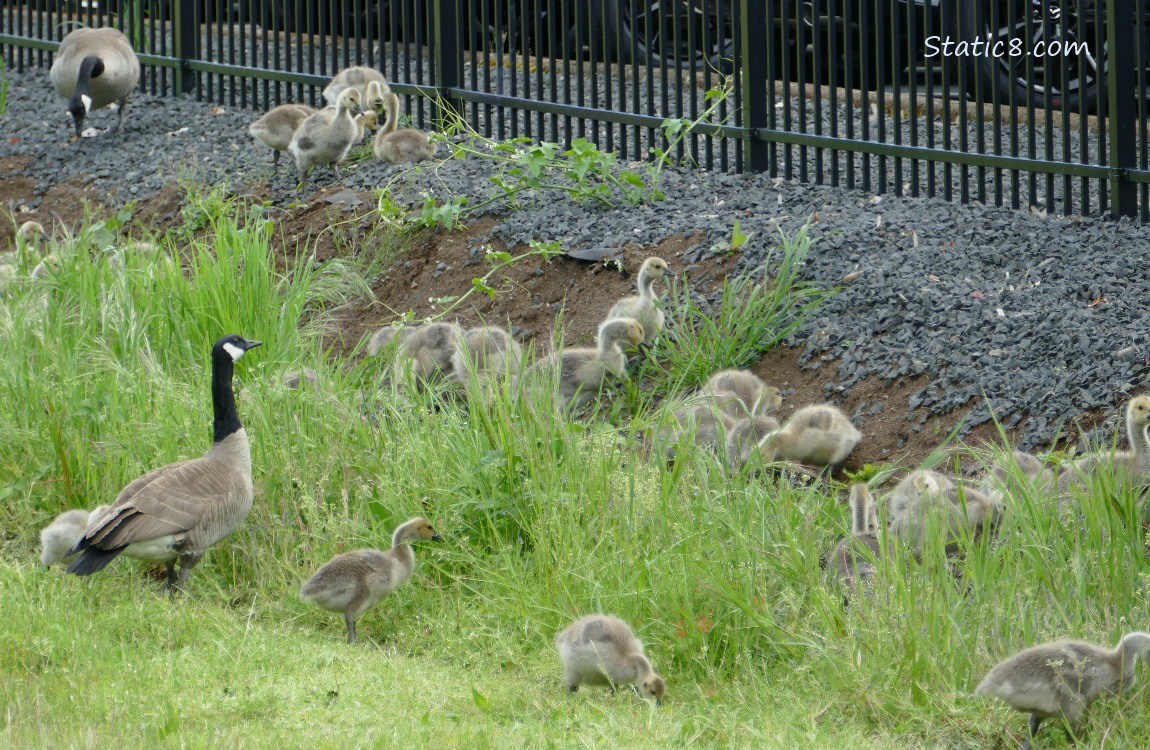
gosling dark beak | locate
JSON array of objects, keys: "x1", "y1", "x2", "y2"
[
  {"x1": 431, "y1": 533, "x2": 443, "y2": 542},
  {"x1": 244, "y1": 339, "x2": 263, "y2": 350},
  {"x1": 655, "y1": 698, "x2": 662, "y2": 708}
]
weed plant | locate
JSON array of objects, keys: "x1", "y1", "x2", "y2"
[{"x1": 2, "y1": 197, "x2": 1150, "y2": 748}]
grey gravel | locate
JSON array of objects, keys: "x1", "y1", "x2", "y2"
[{"x1": 3, "y1": 67, "x2": 1149, "y2": 451}]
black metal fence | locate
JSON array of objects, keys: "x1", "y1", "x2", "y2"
[{"x1": 3, "y1": 1, "x2": 1149, "y2": 220}]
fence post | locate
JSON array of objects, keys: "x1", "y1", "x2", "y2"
[
  {"x1": 739, "y1": 0, "x2": 769, "y2": 172},
  {"x1": 433, "y1": 0, "x2": 465, "y2": 128},
  {"x1": 172, "y1": 1, "x2": 198, "y2": 95},
  {"x1": 1107, "y1": 0, "x2": 1137, "y2": 217}
]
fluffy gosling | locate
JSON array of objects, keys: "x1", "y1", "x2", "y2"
[
  {"x1": 832, "y1": 484, "x2": 882, "y2": 595},
  {"x1": 975, "y1": 632, "x2": 1150, "y2": 750},
  {"x1": 451, "y1": 326, "x2": 523, "y2": 384},
  {"x1": 658, "y1": 404, "x2": 736, "y2": 463},
  {"x1": 300, "y1": 516, "x2": 442, "y2": 644},
  {"x1": 889, "y1": 471, "x2": 1002, "y2": 556},
  {"x1": 605, "y1": 256, "x2": 669, "y2": 345},
  {"x1": 701, "y1": 369, "x2": 782, "y2": 419},
  {"x1": 555, "y1": 614, "x2": 666, "y2": 706},
  {"x1": 40, "y1": 506, "x2": 108, "y2": 567},
  {"x1": 322, "y1": 66, "x2": 390, "y2": 107},
  {"x1": 757, "y1": 404, "x2": 861, "y2": 467},
  {"x1": 725, "y1": 414, "x2": 781, "y2": 471},
  {"x1": 528, "y1": 318, "x2": 645, "y2": 411},
  {"x1": 288, "y1": 87, "x2": 362, "y2": 185},
  {"x1": 248, "y1": 104, "x2": 317, "y2": 169}
]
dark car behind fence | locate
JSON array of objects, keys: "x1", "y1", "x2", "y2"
[{"x1": 3, "y1": 0, "x2": 1149, "y2": 220}]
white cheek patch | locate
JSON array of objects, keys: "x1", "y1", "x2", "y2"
[
  {"x1": 223, "y1": 342, "x2": 245, "y2": 361},
  {"x1": 80, "y1": 94, "x2": 93, "y2": 113}
]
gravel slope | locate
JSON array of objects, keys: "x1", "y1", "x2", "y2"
[{"x1": 3, "y1": 67, "x2": 1148, "y2": 451}]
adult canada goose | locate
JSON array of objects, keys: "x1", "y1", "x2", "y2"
[
  {"x1": 658, "y1": 403, "x2": 736, "y2": 463},
  {"x1": 725, "y1": 414, "x2": 782, "y2": 471},
  {"x1": 606, "y1": 257, "x2": 669, "y2": 345},
  {"x1": 288, "y1": 87, "x2": 362, "y2": 185},
  {"x1": 66, "y1": 334, "x2": 262, "y2": 591},
  {"x1": 50, "y1": 27, "x2": 141, "y2": 138},
  {"x1": 701, "y1": 369, "x2": 782, "y2": 419},
  {"x1": 397, "y1": 322, "x2": 464, "y2": 388},
  {"x1": 975, "y1": 632, "x2": 1150, "y2": 750},
  {"x1": 322, "y1": 65, "x2": 390, "y2": 107},
  {"x1": 832, "y1": 483, "x2": 882, "y2": 594},
  {"x1": 373, "y1": 93, "x2": 436, "y2": 164},
  {"x1": 451, "y1": 326, "x2": 523, "y2": 384},
  {"x1": 555, "y1": 614, "x2": 666, "y2": 706},
  {"x1": 40, "y1": 506, "x2": 108, "y2": 567},
  {"x1": 757, "y1": 404, "x2": 861, "y2": 467},
  {"x1": 249, "y1": 104, "x2": 317, "y2": 169},
  {"x1": 300, "y1": 516, "x2": 442, "y2": 644},
  {"x1": 528, "y1": 318, "x2": 645, "y2": 411}
]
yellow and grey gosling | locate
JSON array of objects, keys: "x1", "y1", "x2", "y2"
[
  {"x1": 397, "y1": 322, "x2": 465, "y2": 389},
  {"x1": 322, "y1": 66, "x2": 390, "y2": 107},
  {"x1": 701, "y1": 369, "x2": 782, "y2": 419},
  {"x1": 983, "y1": 449, "x2": 1056, "y2": 499},
  {"x1": 725, "y1": 414, "x2": 781, "y2": 471},
  {"x1": 40, "y1": 505, "x2": 108, "y2": 567},
  {"x1": 658, "y1": 404, "x2": 736, "y2": 463},
  {"x1": 526, "y1": 318, "x2": 645, "y2": 411},
  {"x1": 451, "y1": 326, "x2": 523, "y2": 384},
  {"x1": 605, "y1": 257, "x2": 669, "y2": 345},
  {"x1": 288, "y1": 88, "x2": 362, "y2": 185},
  {"x1": 281, "y1": 368, "x2": 321, "y2": 390},
  {"x1": 66, "y1": 335, "x2": 261, "y2": 592},
  {"x1": 17, "y1": 220, "x2": 46, "y2": 245},
  {"x1": 300, "y1": 517, "x2": 442, "y2": 644},
  {"x1": 888, "y1": 470, "x2": 1002, "y2": 557},
  {"x1": 49, "y1": 27, "x2": 140, "y2": 137},
  {"x1": 373, "y1": 93, "x2": 436, "y2": 164},
  {"x1": 555, "y1": 614, "x2": 666, "y2": 706},
  {"x1": 366, "y1": 325, "x2": 409, "y2": 357},
  {"x1": 1073, "y1": 395, "x2": 1150, "y2": 478},
  {"x1": 248, "y1": 104, "x2": 317, "y2": 169},
  {"x1": 757, "y1": 404, "x2": 861, "y2": 467},
  {"x1": 975, "y1": 632, "x2": 1150, "y2": 750},
  {"x1": 832, "y1": 483, "x2": 882, "y2": 595}
]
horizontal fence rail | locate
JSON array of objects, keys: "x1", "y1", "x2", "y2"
[{"x1": 2, "y1": 0, "x2": 1147, "y2": 219}]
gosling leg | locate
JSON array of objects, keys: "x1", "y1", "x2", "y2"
[
  {"x1": 345, "y1": 612, "x2": 357, "y2": 645},
  {"x1": 1021, "y1": 714, "x2": 1043, "y2": 750}
]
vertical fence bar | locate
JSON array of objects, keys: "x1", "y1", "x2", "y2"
[
  {"x1": 173, "y1": 0, "x2": 198, "y2": 95},
  {"x1": 433, "y1": 0, "x2": 465, "y2": 129},
  {"x1": 739, "y1": 0, "x2": 768, "y2": 171},
  {"x1": 1109, "y1": 0, "x2": 1138, "y2": 217}
]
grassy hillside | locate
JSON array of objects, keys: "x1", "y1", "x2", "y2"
[{"x1": 2, "y1": 197, "x2": 1149, "y2": 749}]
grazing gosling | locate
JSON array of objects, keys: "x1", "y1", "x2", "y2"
[
  {"x1": 832, "y1": 484, "x2": 882, "y2": 594},
  {"x1": 397, "y1": 322, "x2": 464, "y2": 388},
  {"x1": 366, "y1": 325, "x2": 408, "y2": 357},
  {"x1": 323, "y1": 65, "x2": 390, "y2": 107},
  {"x1": 18, "y1": 220, "x2": 46, "y2": 246},
  {"x1": 300, "y1": 517, "x2": 442, "y2": 644},
  {"x1": 757, "y1": 404, "x2": 861, "y2": 467},
  {"x1": 975, "y1": 632, "x2": 1150, "y2": 750},
  {"x1": 248, "y1": 104, "x2": 317, "y2": 169},
  {"x1": 605, "y1": 257, "x2": 669, "y2": 345},
  {"x1": 702, "y1": 369, "x2": 782, "y2": 419},
  {"x1": 659, "y1": 404, "x2": 736, "y2": 462},
  {"x1": 451, "y1": 326, "x2": 523, "y2": 384},
  {"x1": 281, "y1": 368, "x2": 321, "y2": 390},
  {"x1": 373, "y1": 93, "x2": 436, "y2": 164},
  {"x1": 40, "y1": 506, "x2": 108, "y2": 567},
  {"x1": 889, "y1": 471, "x2": 1002, "y2": 556},
  {"x1": 528, "y1": 318, "x2": 645, "y2": 411},
  {"x1": 288, "y1": 87, "x2": 363, "y2": 186},
  {"x1": 725, "y1": 414, "x2": 782, "y2": 471},
  {"x1": 555, "y1": 614, "x2": 666, "y2": 706},
  {"x1": 985, "y1": 449, "x2": 1056, "y2": 499},
  {"x1": 49, "y1": 27, "x2": 141, "y2": 137}
]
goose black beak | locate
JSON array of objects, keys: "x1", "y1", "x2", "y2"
[
  {"x1": 431, "y1": 533, "x2": 443, "y2": 542},
  {"x1": 244, "y1": 339, "x2": 263, "y2": 350},
  {"x1": 655, "y1": 698, "x2": 662, "y2": 708}
]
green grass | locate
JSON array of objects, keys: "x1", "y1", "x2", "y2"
[{"x1": 3, "y1": 196, "x2": 1150, "y2": 748}]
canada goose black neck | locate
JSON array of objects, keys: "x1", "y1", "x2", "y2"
[
  {"x1": 210, "y1": 335, "x2": 260, "y2": 444},
  {"x1": 69, "y1": 56, "x2": 105, "y2": 135}
]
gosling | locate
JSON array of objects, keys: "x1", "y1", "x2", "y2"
[
  {"x1": 373, "y1": 93, "x2": 436, "y2": 164},
  {"x1": 288, "y1": 87, "x2": 362, "y2": 186},
  {"x1": 397, "y1": 322, "x2": 464, "y2": 389},
  {"x1": 659, "y1": 404, "x2": 736, "y2": 463},
  {"x1": 366, "y1": 325, "x2": 408, "y2": 357},
  {"x1": 40, "y1": 506, "x2": 108, "y2": 567},
  {"x1": 889, "y1": 471, "x2": 1003, "y2": 556},
  {"x1": 832, "y1": 483, "x2": 882, "y2": 595},
  {"x1": 281, "y1": 368, "x2": 321, "y2": 390},
  {"x1": 702, "y1": 369, "x2": 782, "y2": 419},
  {"x1": 300, "y1": 516, "x2": 442, "y2": 644},
  {"x1": 451, "y1": 326, "x2": 523, "y2": 384},
  {"x1": 323, "y1": 66, "x2": 390, "y2": 107},
  {"x1": 555, "y1": 614, "x2": 666, "y2": 706},
  {"x1": 248, "y1": 104, "x2": 317, "y2": 169},
  {"x1": 605, "y1": 257, "x2": 669, "y2": 345},
  {"x1": 725, "y1": 414, "x2": 781, "y2": 471},
  {"x1": 527, "y1": 318, "x2": 645, "y2": 411},
  {"x1": 757, "y1": 404, "x2": 861, "y2": 467},
  {"x1": 1074, "y1": 395, "x2": 1150, "y2": 479},
  {"x1": 975, "y1": 632, "x2": 1150, "y2": 750}
]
